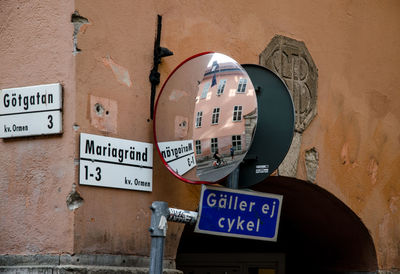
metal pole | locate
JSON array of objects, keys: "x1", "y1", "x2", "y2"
[
  {"x1": 149, "y1": 202, "x2": 198, "y2": 273},
  {"x1": 227, "y1": 166, "x2": 240, "y2": 189},
  {"x1": 149, "y1": 201, "x2": 169, "y2": 274}
]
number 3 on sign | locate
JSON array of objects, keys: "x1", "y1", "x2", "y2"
[{"x1": 47, "y1": 115, "x2": 53, "y2": 129}]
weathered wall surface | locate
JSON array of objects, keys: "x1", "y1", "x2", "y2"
[
  {"x1": 287, "y1": 1, "x2": 400, "y2": 268},
  {"x1": 1, "y1": 0, "x2": 399, "y2": 272},
  {"x1": 71, "y1": 0, "x2": 201, "y2": 258},
  {"x1": 72, "y1": 0, "x2": 400, "y2": 269},
  {"x1": 0, "y1": 0, "x2": 76, "y2": 254}
]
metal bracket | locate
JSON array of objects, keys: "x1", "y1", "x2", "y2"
[
  {"x1": 168, "y1": 207, "x2": 198, "y2": 225},
  {"x1": 149, "y1": 201, "x2": 198, "y2": 274},
  {"x1": 149, "y1": 15, "x2": 173, "y2": 120}
]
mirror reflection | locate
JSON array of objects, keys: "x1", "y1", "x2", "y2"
[{"x1": 154, "y1": 52, "x2": 257, "y2": 183}]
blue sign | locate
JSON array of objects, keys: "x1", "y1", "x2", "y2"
[{"x1": 195, "y1": 185, "x2": 283, "y2": 241}]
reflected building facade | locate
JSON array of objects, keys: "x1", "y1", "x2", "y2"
[{"x1": 193, "y1": 60, "x2": 257, "y2": 163}]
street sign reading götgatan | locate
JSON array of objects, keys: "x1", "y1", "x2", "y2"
[
  {"x1": 195, "y1": 185, "x2": 283, "y2": 241},
  {"x1": 0, "y1": 83, "x2": 62, "y2": 138}
]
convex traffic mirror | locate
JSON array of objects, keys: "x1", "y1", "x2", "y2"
[{"x1": 154, "y1": 52, "x2": 258, "y2": 184}]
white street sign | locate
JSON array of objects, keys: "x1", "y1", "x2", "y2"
[
  {"x1": 157, "y1": 140, "x2": 196, "y2": 176},
  {"x1": 79, "y1": 133, "x2": 153, "y2": 192},
  {"x1": 0, "y1": 83, "x2": 62, "y2": 138}
]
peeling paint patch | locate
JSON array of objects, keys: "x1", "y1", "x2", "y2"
[
  {"x1": 103, "y1": 55, "x2": 132, "y2": 88},
  {"x1": 368, "y1": 157, "x2": 379, "y2": 185},
  {"x1": 169, "y1": 90, "x2": 187, "y2": 102},
  {"x1": 71, "y1": 11, "x2": 89, "y2": 55},
  {"x1": 66, "y1": 184, "x2": 84, "y2": 211},
  {"x1": 305, "y1": 147, "x2": 319, "y2": 183},
  {"x1": 341, "y1": 143, "x2": 349, "y2": 165},
  {"x1": 389, "y1": 196, "x2": 399, "y2": 213},
  {"x1": 278, "y1": 132, "x2": 302, "y2": 177},
  {"x1": 90, "y1": 95, "x2": 118, "y2": 133},
  {"x1": 175, "y1": 116, "x2": 188, "y2": 138}
]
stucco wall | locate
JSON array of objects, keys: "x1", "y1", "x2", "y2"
[
  {"x1": 0, "y1": 0, "x2": 76, "y2": 254},
  {"x1": 72, "y1": 0, "x2": 400, "y2": 269}
]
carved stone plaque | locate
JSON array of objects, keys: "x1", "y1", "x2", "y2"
[{"x1": 260, "y1": 35, "x2": 318, "y2": 132}]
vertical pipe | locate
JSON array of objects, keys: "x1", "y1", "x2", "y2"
[
  {"x1": 149, "y1": 201, "x2": 169, "y2": 274},
  {"x1": 149, "y1": 237, "x2": 165, "y2": 274},
  {"x1": 227, "y1": 166, "x2": 240, "y2": 189},
  {"x1": 149, "y1": 15, "x2": 162, "y2": 120}
]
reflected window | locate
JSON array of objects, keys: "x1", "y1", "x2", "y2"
[
  {"x1": 195, "y1": 111, "x2": 203, "y2": 127},
  {"x1": 237, "y1": 78, "x2": 247, "y2": 93},
  {"x1": 212, "y1": 107, "x2": 220, "y2": 125},
  {"x1": 211, "y1": 61, "x2": 219, "y2": 88},
  {"x1": 195, "y1": 140, "x2": 201, "y2": 155},
  {"x1": 211, "y1": 138, "x2": 218, "y2": 153},
  {"x1": 233, "y1": 105, "x2": 243, "y2": 121},
  {"x1": 232, "y1": 135, "x2": 242, "y2": 151},
  {"x1": 200, "y1": 82, "x2": 210, "y2": 99},
  {"x1": 217, "y1": 79, "x2": 227, "y2": 95}
]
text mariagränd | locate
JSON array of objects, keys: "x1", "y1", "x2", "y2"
[{"x1": 79, "y1": 133, "x2": 153, "y2": 192}]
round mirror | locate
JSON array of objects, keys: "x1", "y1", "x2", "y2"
[{"x1": 154, "y1": 52, "x2": 258, "y2": 184}]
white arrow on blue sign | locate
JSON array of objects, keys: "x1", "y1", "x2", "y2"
[{"x1": 195, "y1": 185, "x2": 283, "y2": 241}]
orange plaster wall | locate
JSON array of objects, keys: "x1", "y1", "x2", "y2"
[
  {"x1": 0, "y1": 0, "x2": 76, "y2": 254},
  {"x1": 72, "y1": 0, "x2": 400, "y2": 269},
  {"x1": 72, "y1": 0, "x2": 202, "y2": 258},
  {"x1": 290, "y1": 1, "x2": 400, "y2": 268}
]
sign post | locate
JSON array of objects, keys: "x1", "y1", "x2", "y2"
[
  {"x1": 195, "y1": 185, "x2": 283, "y2": 241},
  {"x1": 149, "y1": 201, "x2": 169, "y2": 274},
  {"x1": 149, "y1": 202, "x2": 198, "y2": 274},
  {"x1": 148, "y1": 186, "x2": 282, "y2": 273}
]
